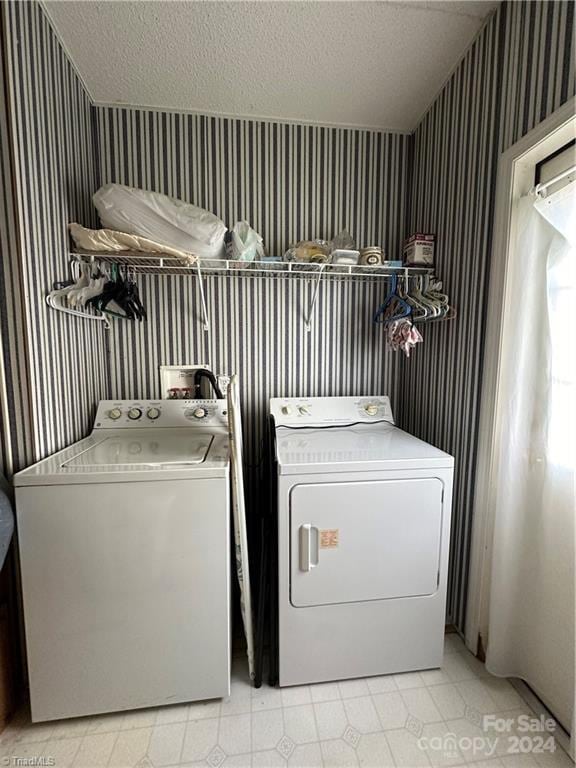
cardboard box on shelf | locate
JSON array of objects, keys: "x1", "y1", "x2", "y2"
[{"x1": 403, "y1": 233, "x2": 435, "y2": 265}]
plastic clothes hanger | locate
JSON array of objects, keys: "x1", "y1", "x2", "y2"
[
  {"x1": 415, "y1": 276, "x2": 443, "y2": 320},
  {"x1": 89, "y1": 264, "x2": 147, "y2": 321},
  {"x1": 65, "y1": 262, "x2": 92, "y2": 306},
  {"x1": 124, "y1": 268, "x2": 147, "y2": 321},
  {"x1": 374, "y1": 274, "x2": 412, "y2": 324},
  {"x1": 404, "y1": 276, "x2": 430, "y2": 321},
  {"x1": 74, "y1": 264, "x2": 107, "y2": 307},
  {"x1": 423, "y1": 279, "x2": 450, "y2": 320},
  {"x1": 46, "y1": 260, "x2": 111, "y2": 329},
  {"x1": 48, "y1": 260, "x2": 89, "y2": 306},
  {"x1": 88, "y1": 263, "x2": 131, "y2": 319}
]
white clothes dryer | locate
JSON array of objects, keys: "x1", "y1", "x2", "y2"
[
  {"x1": 14, "y1": 399, "x2": 232, "y2": 721},
  {"x1": 269, "y1": 396, "x2": 454, "y2": 687}
]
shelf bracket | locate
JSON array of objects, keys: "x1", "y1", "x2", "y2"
[
  {"x1": 195, "y1": 261, "x2": 210, "y2": 332},
  {"x1": 304, "y1": 265, "x2": 325, "y2": 332}
]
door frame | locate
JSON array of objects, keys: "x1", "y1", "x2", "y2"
[{"x1": 465, "y1": 97, "x2": 576, "y2": 653}]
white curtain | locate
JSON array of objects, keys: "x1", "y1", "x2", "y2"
[{"x1": 486, "y1": 180, "x2": 576, "y2": 744}]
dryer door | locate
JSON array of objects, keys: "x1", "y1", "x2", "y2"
[{"x1": 290, "y1": 478, "x2": 444, "y2": 607}]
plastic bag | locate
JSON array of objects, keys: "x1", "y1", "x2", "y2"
[
  {"x1": 329, "y1": 230, "x2": 356, "y2": 252},
  {"x1": 283, "y1": 240, "x2": 330, "y2": 263},
  {"x1": 283, "y1": 231, "x2": 355, "y2": 263},
  {"x1": 226, "y1": 221, "x2": 265, "y2": 262},
  {"x1": 93, "y1": 184, "x2": 226, "y2": 259}
]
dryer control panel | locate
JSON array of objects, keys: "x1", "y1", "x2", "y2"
[
  {"x1": 270, "y1": 396, "x2": 394, "y2": 427},
  {"x1": 93, "y1": 399, "x2": 229, "y2": 429}
]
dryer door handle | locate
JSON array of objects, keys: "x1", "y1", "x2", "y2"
[{"x1": 299, "y1": 524, "x2": 319, "y2": 572}]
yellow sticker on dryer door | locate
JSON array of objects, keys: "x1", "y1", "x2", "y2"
[{"x1": 319, "y1": 529, "x2": 339, "y2": 549}]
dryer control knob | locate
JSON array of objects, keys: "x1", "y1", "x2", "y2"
[
  {"x1": 365, "y1": 404, "x2": 379, "y2": 416},
  {"x1": 108, "y1": 408, "x2": 122, "y2": 420},
  {"x1": 193, "y1": 407, "x2": 207, "y2": 419},
  {"x1": 127, "y1": 408, "x2": 142, "y2": 420},
  {"x1": 282, "y1": 406, "x2": 292, "y2": 416},
  {"x1": 298, "y1": 406, "x2": 309, "y2": 415},
  {"x1": 147, "y1": 407, "x2": 161, "y2": 420}
]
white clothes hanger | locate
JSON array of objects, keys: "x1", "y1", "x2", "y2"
[
  {"x1": 46, "y1": 291, "x2": 111, "y2": 329},
  {"x1": 46, "y1": 259, "x2": 111, "y2": 328}
]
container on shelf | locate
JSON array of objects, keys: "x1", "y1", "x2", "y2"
[{"x1": 403, "y1": 233, "x2": 435, "y2": 265}]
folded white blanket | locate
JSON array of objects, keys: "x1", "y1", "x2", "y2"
[{"x1": 69, "y1": 223, "x2": 198, "y2": 265}]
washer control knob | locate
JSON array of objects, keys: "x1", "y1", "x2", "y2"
[
  {"x1": 193, "y1": 407, "x2": 207, "y2": 419},
  {"x1": 146, "y1": 407, "x2": 161, "y2": 421},
  {"x1": 108, "y1": 408, "x2": 122, "y2": 420},
  {"x1": 365, "y1": 404, "x2": 379, "y2": 416},
  {"x1": 127, "y1": 408, "x2": 142, "y2": 420},
  {"x1": 299, "y1": 406, "x2": 309, "y2": 415},
  {"x1": 282, "y1": 406, "x2": 292, "y2": 416}
]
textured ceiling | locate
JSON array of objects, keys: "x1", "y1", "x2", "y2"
[{"x1": 43, "y1": 0, "x2": 498, "y2": 131}]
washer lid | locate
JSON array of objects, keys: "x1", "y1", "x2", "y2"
[
  {"x1": 13, "y1": 430, "x2": 230, "y2": 486},
  {"x1": 63, "y1": 433, "x2": 213, "y2": 469},
  {"x1": 275, "y1": 423, "x2": 454, "y2": 474}
]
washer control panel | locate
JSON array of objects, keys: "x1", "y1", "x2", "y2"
[
  {"x1": 94, "y1": 400, "x2": 228, "y2": 429},
  {"x1": 270, "y1": 396, "x2": 394, "y2": 426}
]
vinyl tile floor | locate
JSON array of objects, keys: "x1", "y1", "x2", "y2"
[{"x1": 0, "y1": 635, "x2": 571, "y2": 768}]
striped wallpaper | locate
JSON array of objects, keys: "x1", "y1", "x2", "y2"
[
  {"x1": 0, "y1": 7, "x2": 34, "y2": 479},
  {"x1": 0, "y1": 0, "x2": 109, "y2": 476},
  {"x1": 107, "y1": 273, "x2": 401, "y2": 492},
  {"x1": 94, "y1": 107, "x2": 410, "y2": 503},
  {"x1": 499, "y1": 0, "x2": 575, "y2": 152},
  {"x1": 94, "y1": 108, "x2": 409, "y2": 266},
  {"x1": 1, "y1": 0, "x2": 574, "y2": 640},
  {"x1": 400, "y1": 0, "x2": 575, "y2": 630}
]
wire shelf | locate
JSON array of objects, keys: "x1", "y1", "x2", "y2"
[
  {"x1": 69, "y1": 251, "x2": 436, "y2": 333},
  {"x1": 70, "y1": 251, "x2": 433, "y2": 280}
]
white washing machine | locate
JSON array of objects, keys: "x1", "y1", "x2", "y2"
[
  {"x1": 270, "y1": 396, "x2": 454, "y2": 687},
  {"x1": 14, "y1": 399, "x2": 232, "y2": 722}
]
